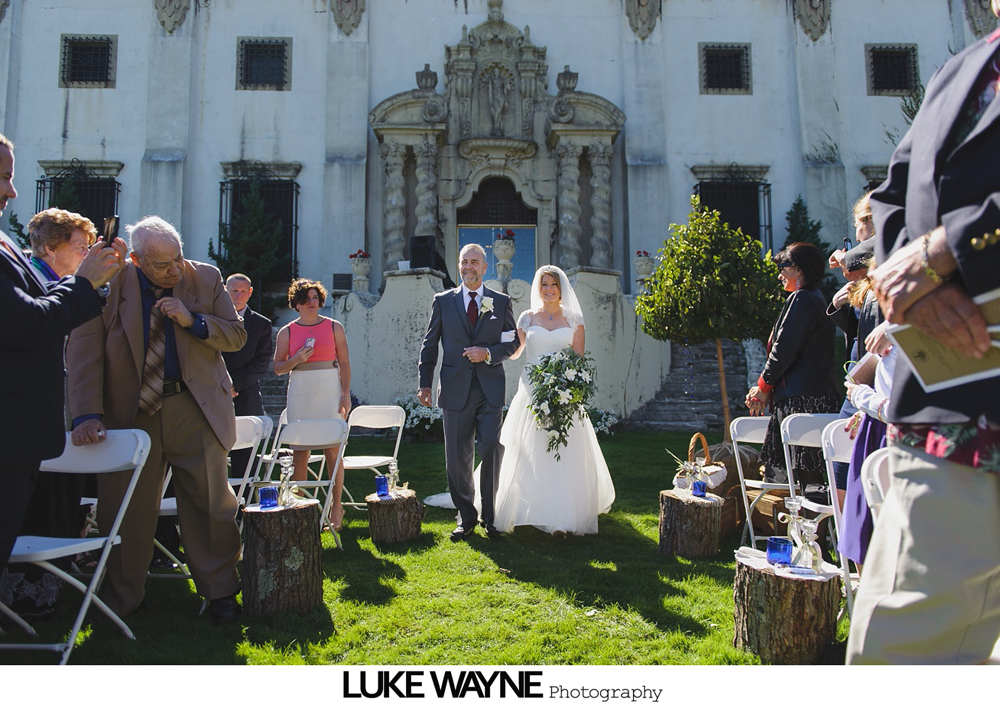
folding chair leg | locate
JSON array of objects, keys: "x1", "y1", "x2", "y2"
[
  {"x1": 150, "y1": 539, "x2": 192, "y2": 579},
  {"x1": 0, "y1": 601, "x2": 38, "y2": 637}
]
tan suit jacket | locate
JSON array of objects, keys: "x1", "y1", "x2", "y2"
[{"x1": 66, "y1": 260, "x2": 246, "y2": 448}]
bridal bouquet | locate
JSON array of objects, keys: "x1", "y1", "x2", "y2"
[{"x1": 527, "y1": 348, "x2": 598, "y2": 460}]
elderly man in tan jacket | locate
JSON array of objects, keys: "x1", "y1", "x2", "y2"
[{"x1": 67, "y1": 216, "x2": 246, "y2": 625}]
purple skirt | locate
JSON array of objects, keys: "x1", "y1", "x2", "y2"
[{"x1": 837, "y1": 414, "x2": 886, "y2": 565}]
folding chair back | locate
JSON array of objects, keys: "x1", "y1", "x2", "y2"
[
  {"x1": 861, "y1": 447, "x2": 892, "y2": 522},
  {"x1": 730, "y1": 415, "x2": 785, "y2": 549},
  {"x1": 821, "y1": 417, "x2": 860, "y2": 617},
  {"x1": 0, "y1": 430, "x2": 151, "y2": 664},
  {"x1": 342, "y1": 405, "x2": 406, "y2": 508},
  {"x1": 780, "y1": 412, "x2": 840, "y2": 497},
  {"x1": 230, "y1": 415, "x2": 272, "y2": 505}
]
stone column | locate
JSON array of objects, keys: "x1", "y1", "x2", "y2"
[
  {"x1": 588, "y1": 141, "x2": 614, "y2": 269},
  {"x1": 414, "y1": 138, "x2": 439, "y2": 242},
  {"x1": 556, "y1": 142, "x2": 584, "y2": 270},
  {"x1": 381, "y1": 140, "x2": 407, "y2": 269}
]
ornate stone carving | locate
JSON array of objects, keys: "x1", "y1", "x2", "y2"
[
  {"x1": 421, "y1": 95, "x2": 448, "y2": 123},
  {"x1": 794, "y1": 0, "x2": 831, "y2": 42},
  {"x1": 625, "y1": 0, "x2": 661, "y2": 41},
  {"x1": 588, "y1": 142, "x2": 614, "y2": 269},
  {"x1": 556, "y1": 143, "x2": 584, "y2": 270},
  {"x1": 966, "y1": 0, "x2": 999, "y2": 38},
  {"x1": 332, "y1": 0, "x2": 365, "y2": 37},
  {"x1": 154, "y1": 0, "x2": 190, "y2": 34},
  {"x1": 380, "y1": 141, "x2": 407, "y2": 269},
  {"x1": 556, "y1": 66, "x2": 578, "y2": 93},
  {"x1": 416, "y1": 64, "x2": 438, "y2": 91},
  {"x1": 414, "y1": 139, "x2": 440, "y2": 243},
  {"x1": 481, "y1": 63, "x2": 515, "y2": 137}
]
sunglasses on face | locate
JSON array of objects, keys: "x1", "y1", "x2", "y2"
[{"x1": 776, "y1": 262, "x2": 795, "y2": 270}]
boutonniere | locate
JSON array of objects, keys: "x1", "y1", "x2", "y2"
[{"x1": 480, "y1": 297, "x2": 494, "y2": 314}]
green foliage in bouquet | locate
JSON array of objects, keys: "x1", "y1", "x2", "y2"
[{"x1": 527, "y1": 349, "x2": 598, "y2": 460}]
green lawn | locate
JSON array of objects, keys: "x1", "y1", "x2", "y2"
[{"x1": 0, "y1": 430, "x2": 837, "y2": 665}]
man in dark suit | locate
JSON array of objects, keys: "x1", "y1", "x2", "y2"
[
  {"x1": 847, "y1": 3, "x2": 1000, "y2": 663},
  {"x1": 0, "y1": 133, "x2": 123, "y2": 570},
  {"x1": 223, "y1": 273, "x2": 273, "y2": 476},
  {"x1": 418, "y1": 244, "x2": 519, "y2": 541},
  {"x1": 67, "y1": 216, "x2": 246, "y2": 624}
]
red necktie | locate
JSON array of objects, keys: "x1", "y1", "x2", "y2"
[{"x1": 467, "y1": 291, "x2": 478, "y2": 327}]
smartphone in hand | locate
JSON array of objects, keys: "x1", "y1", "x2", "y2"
[
  {"x1": 102, "y1": 215, "x2": 119, "y2": 248},
  {"x1": 304, "y1": 337, "x2": 316, "y2": 349}
]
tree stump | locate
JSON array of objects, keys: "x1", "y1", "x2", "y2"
[
  {"x1": 658, "y1": 489, "x2": 721, "y2": 558},
  {"x1": 367, "y1": 488, "x2": 425, "y2": 544},
  {"x1": 733, "y1": 560, "x2": 840, "y2": 664},
  {"x1": 241, "y1": 499, "x2": 323, "y2": 616}
]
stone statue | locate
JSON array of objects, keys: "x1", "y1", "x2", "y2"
[{"x1": 486, "y1": 67, "x2": 509, "y2": 137}]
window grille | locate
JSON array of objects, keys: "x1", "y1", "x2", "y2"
[
  {"x1": 60, "y1": 35, "x2": 116, "y2": 88},
  {"x1": 219, "y1": 164, "x2": 299, "y2": 283},
  {"x1": 457, "y1": 177, "x2": 537, "y2": 225},
  {"x1": 695, "y1": 170, "x2": 772, "y2": 252},
  {"x1": 700, "y1": 43, "x2": 752, "y2": 95},
  {"x1": 237, "y1": 38, "x2": 291, "y2": 91},
  {"x1": 35, "y1": 160, "x2": 120, "y2": 230},
  {"x1": 867, "y1": 44, "x2": 918, "y2": 96}
]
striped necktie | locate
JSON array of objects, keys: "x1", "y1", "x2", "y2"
[{"x1": 138, "y1": 289, "x2": 166, "y2": 415}]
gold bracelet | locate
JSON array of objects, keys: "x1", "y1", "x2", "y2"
[{"x1": 920, "y1": 233, "x2": 947, "y2": 284}]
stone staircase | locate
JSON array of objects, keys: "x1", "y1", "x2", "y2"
[{"x1": 628, "y1": 339, "x2": 752, "y2": 433}]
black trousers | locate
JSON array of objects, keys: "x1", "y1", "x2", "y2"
[{"x1": 0, "y1": 462, "x2": 40, "y2": 570}]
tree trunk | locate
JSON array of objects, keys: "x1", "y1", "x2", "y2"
[
  {"x1": 733, "y1": 560, "x2": 840, "y2": 664},
  {"x1": 716, "y1": 337, "x2": 732, "y2": 443},
  {"x1": 241, "y1": 500, "x2": 323, "y2": 616},
  {"x1": 367, "y1": 488, "x2": 425, "y2": 544},
  {"x1": 658, "y1": 489, "x2": 721, "y2": 558}
]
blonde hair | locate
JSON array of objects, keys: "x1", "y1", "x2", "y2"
[
  {"x1": 853, "y1": 191, "x2": 873, "y2": 225},
  {"x1": 27, "y1": 208, "x2": 97, "y2": 258}
]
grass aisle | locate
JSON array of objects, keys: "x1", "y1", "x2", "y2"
[{"x1": 2, "y1": 431, "x2": 765, "y2": 665}]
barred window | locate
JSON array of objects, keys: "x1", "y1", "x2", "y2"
[
  {"x1": 867, "y1": 44, "x2": 918, "y2": 96},
  {"x1": 700, "y1": 43, "x2": 752, "y2": 95},
  {"x1": 694, "y1": 169, "x2": 772, "y2": 252},
  {"x1": 36, "y1": 160, "x2": 121, "y2": 229},
  {"x1": 237, "y1": 38, "x2": 291, "y2": 91},
  {"x1": 60, "y1": 35, "x2": 117, "y2": 88}
]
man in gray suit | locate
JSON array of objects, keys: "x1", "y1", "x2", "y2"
[{"x1": 418, "y1": 243, "x2": 518, "y2": 540}]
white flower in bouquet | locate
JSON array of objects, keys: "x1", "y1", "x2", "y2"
[
  {"x1": 580, "y1": 370, "x2": 591, "y2": 383},
  {"x1": 539, "y1": 401, "x2": 550, "y2": 416},
  {"x1": 558, "y1": 389, "x2": 572, "y2": 404},
  {"x1": 565, "y1": 368, "x2": 578, "y2": 381}
]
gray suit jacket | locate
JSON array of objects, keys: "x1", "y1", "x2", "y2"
[{"x1": 419, "y1": 286, "x2": 518, "y2": 410}]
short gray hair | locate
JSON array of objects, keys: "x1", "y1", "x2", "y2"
[
  {"x1": 226, "y1": 273, "x2": 252, "y2": 286},
  {"x1": 127, "y1": 216, "x2": 183, "y2": 256},
  {"x1": 459, "y1": 243, "x2": 487, "y2": 262}
]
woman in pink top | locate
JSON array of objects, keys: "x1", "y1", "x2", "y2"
[{"x1": 274, "y1": 279, "x2": 351, "y2": 530}]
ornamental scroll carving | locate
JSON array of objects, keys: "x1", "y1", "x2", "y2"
[
  {"x1": 154, "y1": 0, "x2": 190, "y2": 34},
  {"x1": 794, "y1": 0, "x2": 831, "y2": 42},
  {"x1": 625, "y1": 0, "x2": 661, "y2": 41},
  {"x1": 332, "y1": 0, "x2": 365, "y2": 37},
  {"x1": 966, "y1": 0, "x2": 999, "y2": 38}
]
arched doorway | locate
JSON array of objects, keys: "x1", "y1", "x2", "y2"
[{"x1": 457, "y1": 177, "x2": 537, "y2": 283}]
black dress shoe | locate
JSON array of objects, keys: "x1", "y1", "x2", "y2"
[
  {"x1": 481, "y1": 523, "x2": 502, "y2": 540},
  {"x1": 207, "y1": 594, "x2": 242, "y2": 626},
  {"x1": 450, "y1": 526, "x2": 475, "y2": 542}
]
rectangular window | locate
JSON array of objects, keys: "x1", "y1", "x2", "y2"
[
  {"x1": 36, "y1": 162, "x2": 121, "y2": 229},
  {"x1": 867, "y1": 44, "x2": 918, "y2": 96},
  {"x1": 694, "y1": 178, "x2": 772, "y2": 252},
  {"x1": 60, "y1": 35, "x2": 117, "y2": 88},
  {"x1": 219, "y1": 172, "x2": 299, "y2": 283},
  {"x1": 700, "y1": 43, "x2": 752, "y2": 95},
  {"x1": 237, "y1": 38, "x2": 291, "y2": 91}
]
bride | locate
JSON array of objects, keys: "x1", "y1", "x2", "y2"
[{"x1": 491, "y1": 265, "x2": 616, "y2": 536}]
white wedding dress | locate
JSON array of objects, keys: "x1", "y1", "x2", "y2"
[{"x1": 491, "y1": 317, "x2": 616, "y2": 535}]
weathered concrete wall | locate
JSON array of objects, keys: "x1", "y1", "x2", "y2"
[{"x1": 333, "y1": 267, "x2": 669, "y2": 416}]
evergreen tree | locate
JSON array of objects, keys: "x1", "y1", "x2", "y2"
[
  {"x1": 7, "y1": 212, "x2": 29, "y2": 250},
  {"x1": 635, "y1": 196, "x2": 783, "y2": 440},
  {"x1": 208, "y1": 179, "x2": 290, "y2": 313},
  {"x1": 782, "y1": 195, "x2": 838, "y2": 298}
]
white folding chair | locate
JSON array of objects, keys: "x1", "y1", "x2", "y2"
[
  {"x1": 730, "y1": 415, "x2": 788, "y2": 549},
  {"x1": 228, "y1": 415, "x2": 272, "y2": 508},
  {"x1": 259, "y1": 419, "x2": 350, "y2": 548},
  {"x1": 260, "y1": 408, "x2": 327, "y2": 482},
  {"x1": 780, "y1": 412, "x2": 841, "y2": 506},
  {"x1": 860, "y1": 447, "x2": 892, "y2": 523},
  {"x1": 820, "y1": 418, "x2": 861, "y2": 618},
  {"x1": 0, "y1": 430, "x2": 151, "y2": 665},
  {"x1": 341, "y1": 405, "x2": 406, "y2": 509}
]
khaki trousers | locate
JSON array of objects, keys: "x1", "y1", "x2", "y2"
[
  {"x1": 97, "y1": 390, "x2": 241, "y2": 617},
  {"x1": 847, "y1": 445, "x2": 1000, "y2": 664}
]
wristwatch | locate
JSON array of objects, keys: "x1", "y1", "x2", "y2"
[{"x1": 485, "y1": 349, "x2": 492, "y2": 365}]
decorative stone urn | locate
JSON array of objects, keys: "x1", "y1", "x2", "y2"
[
  {"x1": 493, "y1": 238, "x2": 516, "y2": 283},
  {"x1": 634, "y1": 254, "x2": 655, "y2": 279},
  {"x1": 351, "y1": 256, "x2": 372, "y2": 292}
]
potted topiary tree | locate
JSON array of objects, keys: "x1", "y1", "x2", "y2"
[{"x1": 635, "y1": 195, "x2": 783, "y2": 442}]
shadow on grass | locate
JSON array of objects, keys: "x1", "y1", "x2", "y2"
[
  {"x1": 466, "y1": 512, "x2": 741, "y2": 640},
  {"x1": 321, "y1": 528, "x2": 407, "y2": 605}
]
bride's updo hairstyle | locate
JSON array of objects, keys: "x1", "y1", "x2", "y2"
[{"x1": 529, "y1": 265, "x2": 585, "y2": 328}]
